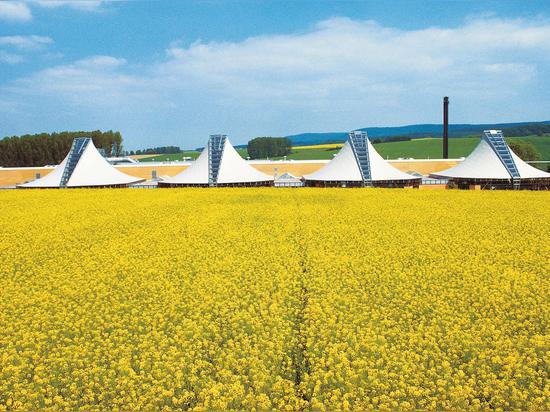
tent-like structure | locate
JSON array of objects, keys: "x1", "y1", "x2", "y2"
[
  {"x1": 431, "y1": 130, "x2": 550, "y2": 190},
  {"x1": 17, "y1": 137, "x2": 144, "y2": 188},
  {"x1": 274, "y1": 172, "x2": 303, "y2": 187},
  {"x1": 303, "y1": 131, "x2": 421, "y2": 188},
  {"x1": 159, "y1": 134, "x2": 274, "y2": 187}
]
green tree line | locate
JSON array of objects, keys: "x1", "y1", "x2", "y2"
[
  {"x1": 0, "y1": 131, "x2": 123, "y2": 167},
  {"x1": 503, "y1": 123, "x2": 550, "y2": 137},
  {"x1": 247, "y1": 137, "x2": 291, "y2": 159},
  {"x1": 129, "y1": 146, "x2": 181, "y2": 156}
]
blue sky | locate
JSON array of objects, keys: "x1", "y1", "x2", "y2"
[{"x1": 1, "y1": 0, "x2": 550, "y2": 149}]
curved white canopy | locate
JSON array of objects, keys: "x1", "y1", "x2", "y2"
[
  {"x1": 304, "y1": 141, "x2": 363, "y2": 182},
  {"x1": 304, "y1": 134, "x2": 418, "y2": 182},
  {"x1": 511, "y1": 150, "x2": 550, "y2": 178},
  {"x1": 217, "y1": 141, "x2": 274, "y2": 184},
  {"x1": 18, "y1": 138, "x2": 144, "y2": 188},
  {"x1": 161, "y1": 136, "x2": 273, "y2": 186},
  {"x1": 433, "y1": 133, "x2": 550, "y2": 180},
  {"x1": 161, "y1": 145, "x2": 210, "y2": 185},
  {"x1": 366, "y1": 139, "x2": 420, "y2": 181}
]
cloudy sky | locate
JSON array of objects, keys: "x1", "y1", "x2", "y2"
[{"x1": 1, "y1": 0, "x2": 549, "y2": 149}]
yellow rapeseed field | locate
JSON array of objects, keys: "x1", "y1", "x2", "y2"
[
  {"x1": 0, "y1": 189, "x2": 548, "y2": 411},
  {"x1": 292, "y1": 143, "x2": 344, "y2": 150}
]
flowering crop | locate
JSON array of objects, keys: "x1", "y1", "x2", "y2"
[{"x1": 0, "y1": 188, "x2": 548, "y2": 410}]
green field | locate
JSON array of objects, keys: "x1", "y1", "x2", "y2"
[
  {"x1": 283, "y1": 136, "x2": 550, "y2": 161},
  {"x1": 274, "y1": 137, "x2": 478, "y2": 160},
  {"x1": 137, "y1": 151, "x2": 203, "y2": 162},
  {"x1": 138, "y1": 148, "x2": 249, "y2": 162},
  {"x1": 137, "y1": 135, "x2": 550, "y2": 163},
  {"x1": 511, "y1": 135, "x2": 550, "y2": 160}
]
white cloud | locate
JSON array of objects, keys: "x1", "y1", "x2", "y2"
[
  {"x1": 0, "y1": 1, "x2": 32, "y2": 21},
  {"x1": 30, "y1": 0, "x2": 108, "y2": 11},
  {"x1": 0, "y1": 50, "x2": 24, "y2": 64},
  {"x1": 8, "y1": 55, "x2": 141, "y2": 105},
  {"x1": 0, "y1": 35, "x2": 53, "y2": 65},
  {"x1": 0, "y1": 0, "x2": 109, "y2": 22},
  {"x1": 10, "y1": 17, "x2": 550, "y2": 101},
  {"x1": 74, "y1": 55, "x2": 126, "y2": 68},
  {"x1": 3, "y1": 17, "x2": 550, "y2": 147},
  {"x1": 0, "y1": 35, "x2": 53, "y2": 50},
  {"x1": 158, "y1": 16, "x2": 550, "y2": 101}
]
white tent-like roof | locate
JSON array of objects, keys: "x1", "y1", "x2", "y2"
[
  {"x1": 304, "y1": 131, "x2": 419, "y2": 186},
  {"x1": 17, "y1": 137, "x2": 144, "y2": 188},
  {"x1": 160, "y1": 135, "x2": 273, "y2": 186},
  {"x1": 432, "y1": 130, "x2": 550, "y2": 180},
  {"x1": 277, "y1": 172, "x2": 300, "y2": 181},
  {"x1": 274, "y1": 172, "x2": 303, "y2": 187}
]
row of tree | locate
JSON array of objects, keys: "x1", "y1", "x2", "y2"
[
  {"x1": 128, "y1": 146, "x2": 181, "y2": 156},
  {"x1": 0, "y1": 131, "x2": 123, "y2": 167},
  {"x1": 247, "y1": 137, "x2": 292, "y2": 159},
  {"x1": 503, "y1": 124, "x2": 550, "y2": 137}
]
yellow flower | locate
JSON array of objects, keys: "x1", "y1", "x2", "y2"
[{"x1": 0, "y1": 188, "x2": 547, "y2": 410}]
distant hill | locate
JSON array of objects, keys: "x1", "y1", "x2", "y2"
[{"x1": 286, "y1": 121, "x2": 550, "y2": 146}]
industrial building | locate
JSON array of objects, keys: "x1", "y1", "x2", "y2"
[
  {"x1": 303, "y1": 131, "x2": 421, "y2": 188},
  {"x1": 17, "y1": 137, "x2": 144, "y2": 189},
  {"x1": 159, "y1": 134, "x2": 274, "y2": 187},
  {"x1": 431, "y1": 130, "x2": 550, "y2": 190}
]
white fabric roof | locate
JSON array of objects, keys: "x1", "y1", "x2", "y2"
[
  {"x1": 21, "y1": 156, "x2": 69, "y2": 188},
  {"x1": 510, "y1": 150, "x2": 550, "y2": 178},
  {"x1": 433, "y1": 137, "x2": 550, "y2": 180},
  {"x1": 277, "y1": 172, "x2": 299, "y2": 180},
  {"x1": 304, "y1": 141, "x2": 363, "y2": 181},
  {"x1": 304, "y1": 138, "x2": 418, "y2": 182},
  {"x1": 161, "y1": 145, "x2": 210, "y2": 185},
  {"x1": 217, "y1": 140, "x2": 273, "y2": 184},
  {"x1": 366, "y1": 139, "x2": 419, "y2": 181},
  {"x1": 18, "y1": 139, "x2": 143, "y2": 188},
  {"x1": 161, "y1": 137, "x2": 273, "y2": 185}
]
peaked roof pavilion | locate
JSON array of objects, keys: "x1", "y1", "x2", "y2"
[
  {"x1": 17, "y1": 137, "x2": 144, "y2": 188},
  {"x1": 303, "y1": 131, "x2": 421, "y2": 187},
  {"x1": 431, "y1": 130, "x2": 550, "y2": 189},
  {"x1": 159, "y1": 134, "x2": 274, "y2": 187}
]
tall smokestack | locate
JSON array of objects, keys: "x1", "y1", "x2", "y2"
[{"x1": 443, "y1": 96, "x2": 449, "y2": 159}]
